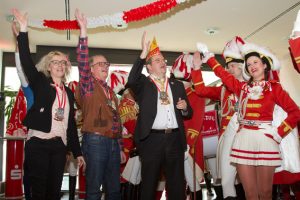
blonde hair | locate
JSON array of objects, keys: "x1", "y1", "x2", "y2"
[{"x1": 36, "y1": 51, "x2": 71, "y2": 83}]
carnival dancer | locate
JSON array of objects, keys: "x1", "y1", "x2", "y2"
[
  {"x1": 171, "y1": 53, "x2": 205, "y2": 200},
  {"x1": 127, "y1": 32, "x2": 192, "y2": 200},
  {"x1": 67, "y1": 81, "x2": 84, "y2": 200},
  {"x1": 289, "y1": 9, "x2": 300, "y2": 74},
  {"x1": 276, "y1": 9, "x2": 300, "y2": 199},
  {"x1": 197, "y1": 41, "x2": 300, "y2": 199},
  {"x1": 108, "y1": 70, "x2": 140, "y2": 200},
  {"x1": 191, "y1": 37, "x2": 247, "y2": 199}
]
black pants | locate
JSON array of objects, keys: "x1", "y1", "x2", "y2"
[
  {"x1": 25, "y1": 137, "x2": 67, "y2": 200},
  {"x1": 139, "y1": 130, "x2": 185, "y2": 200}
]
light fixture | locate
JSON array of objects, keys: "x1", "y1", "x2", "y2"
[{"x1": 204, "y1": 27, "x2": 219, "y2": 36}]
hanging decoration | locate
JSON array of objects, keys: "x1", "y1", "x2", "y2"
[{"x1": 28, "y1": 0, "x2": 187, "y2": 30}]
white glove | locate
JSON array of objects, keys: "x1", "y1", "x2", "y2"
[
  {"x1": 291, "y1": 10, "x2": 300, "y2": 38},
  {"x1": 196, "y1": 42, "x2": 209, "y2": 54},
  {"x1": 202, "y1": 52, "x2": 214, "y2": 63},
  {"x1": 258, "y1": 124, "x2": 282, "y2": 144},
  {"x1": 196, "y1": 42, "x2": 214, "y2": 63}
]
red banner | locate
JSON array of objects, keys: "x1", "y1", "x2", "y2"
[
  {"x1": 6, "y1": 88, "x2": 27, "y2": 137},
  {"x1": 5, "y1": 140, "x2": 24, "y2": 199},
  {"x1": 201, "y1": 110, "x2": 219, "y2": 138},
  {"x1": 184, "y1": 89, "x2": 205, "y2": 171}
]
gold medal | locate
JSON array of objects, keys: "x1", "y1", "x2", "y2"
[{"x1": 159, "y1": 91, "x2": 170, "y2": 105}]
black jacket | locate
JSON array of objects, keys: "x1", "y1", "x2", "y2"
[
  {"x1": 127, "y1": 57, "x2": 192, "y2": 151},
  {"x1": 17, "y1": 32, "x2": 82, "y2": 158}
]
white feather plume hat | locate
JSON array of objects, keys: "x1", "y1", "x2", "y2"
[
  {"x1": 107, "y1": 70, "x2": 129, "y2": 94},
  {"x1": 240, "y1": 42, "x2": 281, "y2": 71},
  {"x1": 222, "y1": 36, "x2": 250, "y2": 81},
  {"x1": 171, "y1": 53, "x2": 193, "y2": 81},
  {"x1": 222, "y1": 36, "x2": 245, "y2": 64}
]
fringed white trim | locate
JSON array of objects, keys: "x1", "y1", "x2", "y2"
[
  {"x1": 176, "y1": 0, "x2": 186, "y2": 4},
  {"x1": 87, "y1": 12, "x2": 127, "y2": 29}
]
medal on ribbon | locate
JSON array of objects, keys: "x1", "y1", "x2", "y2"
[
  {"x1": 159, "y1": 91, "x2": 170, "y2": 105},
  {"x1": 54, "y1": 84, "x2": 66, "y2": 121},
  {"x1": 100, "y1": 82, "x2": 117, "y2": 111},
  {"x1": 150, "y1": 76, "x2": 170, "y2": 105},
  {"x1": 55, "y1": 107, "x2": 65, "y2": 121}
]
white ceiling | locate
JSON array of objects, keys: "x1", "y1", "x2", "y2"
[{"x1": 1, "y1": 0, "x2": 300, "y2": 60}]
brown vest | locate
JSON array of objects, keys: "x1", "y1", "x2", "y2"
[{"x1": 75, "y1": 79, "x2": 120, "y2": 138}]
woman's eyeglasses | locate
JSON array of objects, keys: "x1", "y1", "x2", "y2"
[{"x1": 50, "y1": 60, "x2": 68, "y2": 66}]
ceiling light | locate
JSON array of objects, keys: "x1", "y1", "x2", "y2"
[{"x1": 204, "y1": 27, "x2": 219, "y2": 36}]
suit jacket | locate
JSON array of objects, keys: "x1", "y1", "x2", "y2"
[
  {"x1": 127, "y1": 57, "x2": 192, "y2": 151},
  {"x1": 17, "y1": 32, "x2": 82, "y2": 158}
]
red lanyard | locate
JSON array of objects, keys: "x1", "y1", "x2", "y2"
[
  {"x1": 149, "y1": 77, "x2": 169, "y2": 93},
  {"x1": 54, "y1": 84, "x2": 67, "y2": 109},
  {"x1": 95, "y1": 78, "x2": 112, "y2": 101},
  {"x1": 100, "y1": 84, "x2": 112, "y2": 101}
]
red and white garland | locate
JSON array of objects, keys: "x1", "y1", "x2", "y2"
[{"x1": 28, "y1": 0, "x2": 187, "y2": 30}]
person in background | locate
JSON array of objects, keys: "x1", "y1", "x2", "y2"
[
  {"x1": 12, "y1": 9, "x2": 85, "y2": 200},
  {"x1": 197, "y1": 40, "x2": 300, "y2": 200},
  {"x1": 289, "y1": 9, "x2": 300, "y2": 74},
  {"x1": 75, "y1": 9, "x2": 126, "y2": 200},
  {"x1": 171, "y1": 52, "x2": 205, "y2": 200},
  {"x1": 192, "y1": 37, "x2": 247, "y2": 200},
  {"x1": 11, "y1": 21, "x2": 34, "y2": 200},
  {"x1": 127, "y1": 32, "x2": 192, "y2": 200},
  {"x1": 107, "y1": 70, "x2": 139, "y2": 200},
  {"x1": 67, "y1": 81, "x2": 83, "y2": 200}
]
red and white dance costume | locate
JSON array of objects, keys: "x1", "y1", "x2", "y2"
[
  {"x1": 172, "y1": 53, "x2": 205, "y2": 195},
  {"x1": 205, "y1": 55, "x2": 300, "y2": 167},
  {"x1": 191, "y1": 36, "x2": 249, "y2": 198},
  {"x1": 107, "y1": 70, "x2": 136, "y2": 183},
  {"x1": 193, "y1": 71, "x2": 243, "y2": 195},
  {"x1": 271, "y1": 11, "x2": 300, "y2": 199},
  {"x1": 119, "y1": 92, "x2": 139, "y2": 183},
  {"x1": 289, "y1": 36, "x2": 300, "y2": 74},
  {"x1": 192, "y1": 69, "x2": 241, "y2": 195},
  {"x1": 289, "y1": 9, "x2": 300, "y2": 74}
]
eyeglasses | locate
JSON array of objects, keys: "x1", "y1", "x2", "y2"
[
  {"x1": 92, "y1": 62, "x2": 110, "y2": 67},
  {"x1": 50, "y1": 60, "x2": 68, "y2": 66}
]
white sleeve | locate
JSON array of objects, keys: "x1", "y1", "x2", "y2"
[{"x1": 15, "y1": 52, "x2": 29, "y2": 87}]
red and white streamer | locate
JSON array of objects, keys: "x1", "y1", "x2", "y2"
[{"x1": 28, "y1": 0, "x2": 187, "y2": 30}]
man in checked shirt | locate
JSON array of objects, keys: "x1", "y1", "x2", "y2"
[{"x1": 75, "y1": 9, "x2": 126, "y2": 200}]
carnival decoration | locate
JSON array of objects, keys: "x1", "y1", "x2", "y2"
[{"x1": 28, "y1": 0, "x2": 187, "y2": 30}]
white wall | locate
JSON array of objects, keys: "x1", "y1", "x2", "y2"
[{"x1": 279, "y1": 53, "x2": 300, "y2": 106}]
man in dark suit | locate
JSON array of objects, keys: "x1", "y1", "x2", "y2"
[{"x1": 127, "y1": 32, "x2": 193, "y2": 200}]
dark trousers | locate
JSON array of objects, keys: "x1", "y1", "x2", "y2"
[
  {"x1": 23, "y1": 159, "x2": 31, "y2": 200},
  {"x1": 25, "y1": 137, "x2": 67, "y2": 200},
  {"x1": 139, "y1": 130, "x2": 185, "y2": 200}
]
